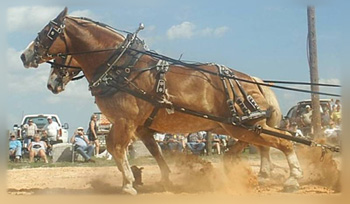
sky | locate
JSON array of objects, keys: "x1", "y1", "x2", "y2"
[{"x1": 2, "y1": 0, "x2": 347, "y2": 135}]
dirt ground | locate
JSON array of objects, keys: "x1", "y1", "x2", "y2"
[{"x1": 7, "y1": 146, "x2": 341, "y2": 196}]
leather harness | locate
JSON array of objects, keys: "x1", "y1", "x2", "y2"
[{"x1": 87, "y1": 34, "x2": 271, "y2": 131}]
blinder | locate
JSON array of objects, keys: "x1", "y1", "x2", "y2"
[
  {"x1": 47, "y1": 25, "x2": 62, "y2": 41},
  {"x1": 33, "y1": 19, "x2": 66, "y2": 63}
]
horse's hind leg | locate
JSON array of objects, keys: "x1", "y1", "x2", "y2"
[
  {"x1": 136, "y1": 127, "x2": 172, "y2": 185},
  {"x1": 224, "y1": 141, "x2": 273, "y2": 178},
  {"x1": 222, "y1": 124, "x2": 302, "y2": 191},
  {"x1": 257, "y1": 145, "x2": 273, "y2": 178},
  {"x1": 107, "y1": 122, "x2": 137, "y2": 195}
]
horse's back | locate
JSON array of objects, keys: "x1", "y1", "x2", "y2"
[{"x1": 252, "y1": 76, "x2": 282, "y2": 128}]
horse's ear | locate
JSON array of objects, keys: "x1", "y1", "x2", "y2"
[{"x1": 54, "y1": 7, "x2": 68, "y2": 23}]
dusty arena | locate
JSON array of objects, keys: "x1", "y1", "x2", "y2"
[{"x1": 7, "y1": 144, "x2": 341, "y2": 197}]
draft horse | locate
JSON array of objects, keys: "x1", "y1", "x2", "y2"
[
  {"x1": 21, "y1": 8, "x2": 302, "y2": 194},
  {"x1": 46, "y1": 28, "x2": 281, "y2": 181}
]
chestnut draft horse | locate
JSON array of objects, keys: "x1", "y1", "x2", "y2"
[
  {"x1": 47, "y1": 33, "x2": 281, "y2": 181},
  {"x1": 21, "y1": 8, "x2": 303, "y2": 194}
]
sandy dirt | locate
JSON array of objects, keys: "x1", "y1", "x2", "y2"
[{"x1": 7, "y1": 148, "x2": 341, "y2": 196}]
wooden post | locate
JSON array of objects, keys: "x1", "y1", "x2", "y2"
[
  {"x1": 307, "y1": 6, "x2": 322, "y2": 138},
  {"x1": 206, "y1": 131, "x2": 213, "y2": 155}
]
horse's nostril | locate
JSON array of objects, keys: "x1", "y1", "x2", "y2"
[
  {"x1": 20, "y1": 54, "x2": 26, "y2": 62},
  {"x1": 47, "y1": 84, "x2": 53, "y2": 91}
]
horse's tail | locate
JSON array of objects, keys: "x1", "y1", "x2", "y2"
[{"x1": 252, "y1": 77, "x2": 282, "y2": 128}]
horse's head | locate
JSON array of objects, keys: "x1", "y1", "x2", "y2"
[
  {"x1": 47, "y1": 56, "x2": 82, "y2": 94},
  {"x1": 21, "y1": 7, "x2": 137, "y2": 86},
  {"x1": 21, "y1": 7, "x2": 68, "y2": 68}
]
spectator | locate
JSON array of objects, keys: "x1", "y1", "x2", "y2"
[
  {"x1": 154, "y1": 133, "x2": 167, "y2": 151},
  {"x1": 301, "y1": 105, "x2": 312, "y2": 126},
  {"x1": 212, "y1": 134, "x2": 222, "y2": 154},
  {"x1": 321, "y1": 108, "x2": 331, "y2": 127},
  {"x1": 290, "y1": 122, "x2": 304, "y2": 138},
  {"x1": 219, "y1": 135, "x2": 228, "y2": 152},
  {"x1": 280, "y1": 118, "x2": 290, "y2": 130},
  {"x1": 335, "y1": 99, "x2": 341, "y2": 109},
  {"x1": 87, "y1": 114, "x2": 100, "y2": 157},
  {"x1": 177, "y1": 134, "x2": 187, "y2": 150},
  {"x1": 324, "y1": 122, "x2": 340, "y2": 145},
  {"x1": 44, "y1": 116, "x2": 61, "y2": 145},
  {"x1": 330, "y1": 98, "x2": 336, "y2": 110},
  {"x1": 71, "y1": 127, "x2": 95, "y2": 163},
  {"x1": 28, "y1": 134, "x2": 48, "y2": 163},
  {"x1": 301, "y1": 105, "x2": 313, "y2": 136},
  {"x1": 331, "y1": 105, "x2": 341, "y2": 125},
  {"x1": 164, "y1": 134, "x2": 183, "y2": 153},
  {"x1": 9, "y1": 134, "x2": 22, "y2": 162},
  {"x1": 186, "y1": 132, "x2": 206, "y2": 155},
  {"x1": 22, "y1": 119, "x2": 38, "y2": 149}
]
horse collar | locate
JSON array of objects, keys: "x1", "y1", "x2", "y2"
[{"x1": 89, "y1": 37, "x2": 147, "y2": 97}]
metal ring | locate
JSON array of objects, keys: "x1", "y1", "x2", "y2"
[{"x1": 125, "y1": 68, "x2": 130, "y2": 73}]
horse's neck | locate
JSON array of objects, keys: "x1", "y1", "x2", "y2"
[{"x1": 64, "y1": 18, "x2": 125, "y2": 81}]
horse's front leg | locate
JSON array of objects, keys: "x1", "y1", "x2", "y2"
[{"x1": 107, "y1": 122, "x2": 137, "y2": 195}]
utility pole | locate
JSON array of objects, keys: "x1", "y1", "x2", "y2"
[{"x1": 307, "y1": 6, "x2": 322, "y2": 139}]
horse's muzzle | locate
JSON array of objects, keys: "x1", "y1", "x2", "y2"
[
  {"x1": 20, "y1": 49, "x2": 38, "y2": 68},
  {"x1": 20, "y1": 53, "x2": 26, "y2": 63},
  {"x1": 47, "y1": 83, "x2": 63, "y2": 94}
]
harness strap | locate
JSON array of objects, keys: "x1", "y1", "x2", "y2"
[
  {"x1": 219, "y1": 77, "x2": 239, "y2": 121},
  {"x1": 144, "y1": 107, "x2": 160, "y2": 127},
  {"x1": 155, "y1": 60, "x2": 169, "y2": 95},
  {"x1": 112, "y1": 84, "x2": 231, "y2": 125},
  {"x1": 109, "y1": 77, "x2": 271, "y2": 129}
]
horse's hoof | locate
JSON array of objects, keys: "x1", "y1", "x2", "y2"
[
  {"x1": 257, "y1": 176, "x2": 270, "y2": 186},
  {"x1": 122, "y1": 186, "x2": 137, "y2": 195},
  {"x1": 283, "y1": 177, "x2": 300, "y2": 193},
  {"x1": 258, "y1": 171, "x2": 270, "y2": 179},
  {"x1": 283, "y1": 185, "x2": 299, "y2": 193}
]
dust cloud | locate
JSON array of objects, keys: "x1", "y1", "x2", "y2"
[
  {"x1": 296, "y1": 143, "x2": 341, "y2": 192},
  {"x1": 168, "y1": 154, "x2": 257, "y2": 194}
]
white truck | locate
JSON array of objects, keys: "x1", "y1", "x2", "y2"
[{"x1": 13, "y1": 114, "x2": 69, "y2": 143}]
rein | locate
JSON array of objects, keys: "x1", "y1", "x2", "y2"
[
  {"x1": 127, "y1": 48, "x2": 342, "y2": 97},
  {"x1": 45, "y1": 17, "x2": 340, "y2": 96},
  {"x1": 47, "y1": 44, "x2": 342, "y2": 96},
  {"x1": 46, "y1": 61, "x2": 81, "y2": 70}
]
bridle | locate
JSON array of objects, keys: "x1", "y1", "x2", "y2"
[
  {"x1": 33, "y1": 17, "x2": 84, "y2": 81},
  {"x1": 33, "y1": 19, "x2": 67, "y2": 65},
  {"x1": 47, "y1": 57, "x2": 84, "y2": 81},
  {"x1": 37, "y1": 16, "x2": 142, "y2": 83}
]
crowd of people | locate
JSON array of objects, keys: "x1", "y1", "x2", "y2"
[
  {"x1": 154, "y1": 131, "x2": 229, "y2": 156},
  {"x1": 281, "y1": 99, "x2": 342, "y2": 144},
  {"x1": 9, "y1": 99, "x2": 342, "y2": 163},
  {"x1": 8, "y1": 114, "x2": 112, "y2": 163}
]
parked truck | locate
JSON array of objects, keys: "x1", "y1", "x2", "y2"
[{"x1": 13, "y1": 114, "x2": 69, "y2": 143}]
